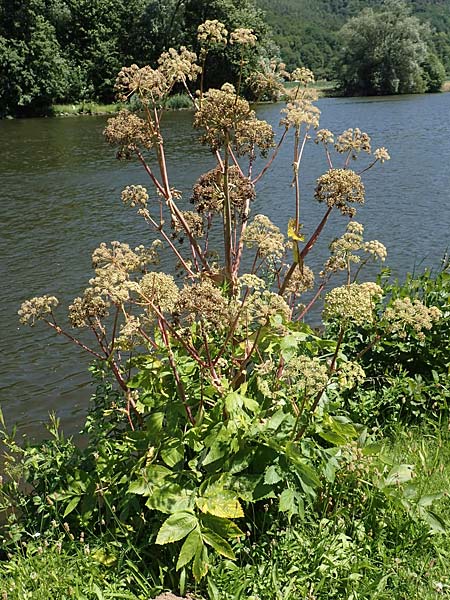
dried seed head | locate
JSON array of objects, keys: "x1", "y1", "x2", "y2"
[
  {"x1": 19, "y1": 295, "x2": 59, "y2": 325},
  {"x1": 315, "y1": 169, "x2": 365, "y2": 217}
]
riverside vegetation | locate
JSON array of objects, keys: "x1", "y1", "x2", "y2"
[{"x1": 2, "y1": 21, "x2": 450, "y2": 600}]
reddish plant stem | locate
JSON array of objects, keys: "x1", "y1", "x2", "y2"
[
  {"x1": 43, "y1": 318, "x2": 104, "y2": 360},
  {"x1": 159, "y1": 318, "x2": 195, "y2": 425},
  {"x1": 252, "y1": 126, "x2": 289, "y2": 185}
]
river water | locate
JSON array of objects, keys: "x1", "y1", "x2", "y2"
[{"x1": 1, "y1": 94, "x2": 449, "y2": 437}]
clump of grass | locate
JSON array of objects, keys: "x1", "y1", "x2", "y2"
[
  {"x1": 164, "y1": 93, "x2": 192, "y2": 110},
  {"x1": 51, "y1": 103, "x2": 122, "y2": 116}
]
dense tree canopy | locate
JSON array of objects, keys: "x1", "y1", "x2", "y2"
[
  {"x1": 335, "y1": 0, "x2": 445, "y2": 95},
  {"x1": 0, "y1": 0, "x2": 272, "y2": 116}
]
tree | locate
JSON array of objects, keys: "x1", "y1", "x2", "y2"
[
  {"x1": 335, "y1": 0, "x2": 444, "y2": 96},
  {"x1": 0, "y1": 0, "x2": 70, "y2": 116}
]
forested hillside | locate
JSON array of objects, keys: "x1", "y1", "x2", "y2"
[{"x1": 256, "y1": 0, "x2": 450, "y2": 78}]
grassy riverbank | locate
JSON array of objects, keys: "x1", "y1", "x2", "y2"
[{"x1": 1, "y1": 423, "x2": 449, "y2": 599}]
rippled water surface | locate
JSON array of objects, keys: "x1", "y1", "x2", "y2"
[{"x1": 1, "y1": 94, "x2": 449, "y2": 436}]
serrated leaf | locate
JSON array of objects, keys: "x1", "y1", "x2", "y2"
[
  {"x1": 202, "y1": 529, "x2": 236, "y2": 559},
  {"x1": 200, "y1": 514, "x2": 243, "y2": 539},
  {"x1": 156, "y1": 511, "x2": 198, "y2": 545},
  {"x1": 176, "y1": 528, "x2": 202, "y2": 570},
  {"x1": 279, "y1": 488, "x2": 296, "y2": 513},
  {"x1": 287, "y1": 218, "x2": 305, "y2": 241},
  {"x1": 264, "y1": 465, "x2": 282, "y2": 485},
  {"x1": 196, "y1": 490, "x2": 244, "y2": 519},
  {"x1": 146, "y1": 484, "x2": 194, "y2": 514}
]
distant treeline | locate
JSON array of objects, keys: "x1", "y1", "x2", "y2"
[
  {"x1": 256, "y1": 0, "x2": 450, "y2": 78},
  {"x1": 1, "y1": 0, "x2": 449, "y2": 116},
  {"x1": 0, "y1": 0, "x2": 271, "y2": 117}
]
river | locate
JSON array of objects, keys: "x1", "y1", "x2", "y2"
[{"x1": 1, "y1": 93, "x2": 449, "y2": 438}]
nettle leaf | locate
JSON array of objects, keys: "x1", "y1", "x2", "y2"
[
  {"x1": 279, "y1": 488, "x2": 296, "y2": 513},
  {"x1": 264, "y1": 465, "x2": 282, "y2": 485},
  {"x1": 176, "y1": 528, "x2": 203, "y2": 570},
  {"x1": 196, "y1": 488, "x2": 244, "y2": 519},
  {"x1": 202, "y1": 528, "x2": 235, "y2": 559},
  {"x1": 156, "y1": 511, "x2": 198, "y2": 545},
  {"x1": 161, "y1": 437, "x2": 184, "y2": 468},
  {"x1": 285, "y1": 442, "x2": 321, "y2": 488}
]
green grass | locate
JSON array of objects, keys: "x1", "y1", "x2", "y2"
[
  {"x1": 2, "y1": 424, "x2": 449, "y2": 599},
  {"x1": 51, "y1": 103, "x2": 122, "y2": 117}
]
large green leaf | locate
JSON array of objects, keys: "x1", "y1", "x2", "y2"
[
  {"x1": 176, "y1": 528, "x2": 203, "y2": 570},
  {"x1": 196, "y1": 484, "x2": 244, "y2": 519},
  {"x1": 202, "y1": 529, "x2": 235, "y2": 559},
  {"x1": 201, "y1": 514, "x2": 244, "y2": 539},
  {"x1": 192, "y1": 544, "x2": 209, "y2": 581},
  {"x1": 156, "y1": 511, "x2": 198, "y2": 545},
  {"x1": 146, "y1": 483, "x2": 194, "y2": 514}
]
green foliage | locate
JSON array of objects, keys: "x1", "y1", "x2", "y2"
[
  {"x1": 335, "y1": 0, "x2": 436, "y2": 95},
  {"x1": 4, "y1": 29, "x2": 449, "y2": 598},
  {"x1": 336, "y1": 264, "x2": 450, "y2": 425}
]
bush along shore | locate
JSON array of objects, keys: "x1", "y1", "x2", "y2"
[{"x1": 2, "y1": 20, "x2": 450, "y2": 600}]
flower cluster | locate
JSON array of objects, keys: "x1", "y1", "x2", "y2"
[
  {"x1": 194, "y1": 85, "x2": 252, "y2": 150},
  {"x1": 374, "y1": 147, "x2": 390, "y2": 163},
  {"x1": 19, "y1": 295, "x2": 59, "y2": 326},
  {"x1": 243, "y1": 215, "x2": 285, "y2": 260},
  {"x1": 315, "y1": 129, "x2": 334, "y2": 145},
  {"x1": 282, "y1": 355, "x2": 329, "y2": 397},
  {"x1": 246, "y1": 60, "x2": 287, "y2": 101},
  {"x1": 68, "y1": 290, "x2": 109, "y2": 328},
  {"x1": 104, "y1": 111, "x2": 155, "y2": 159},
  {"x1": 283, "y1": 264, "x2": 315, "y2": 297},
  {"x1": 157, "y1": 47, "x2": 201, "y2": 84},
  {"x1": 315, "y1": 169, "x2": 365, "y2": 217},
  {"x1": 335, "y1": 128, "x2": 371, "y2": 158},
  {"x1": 115, "y1": 315, "x2": 142, "y2": 351},
  {"x1": 363, "y1": 240, "x2": 387, "y2": 261},
  {"x1": 230, "y1": 28, "x2": 257, "y2": 46},
  {"x1": 337, "y1": 361, "x2": 366, "y2": 390},
  {"x1": 249, "y1": 290, "x2": 291, "y2": 325},
  {"x1": 234, "y1": 116, "x2": 275, "y2": 158},
  {"x1": 383, "y1": 297, "x2": 442, "y2": 340},
  {"x1": 323, "y1": 282, "x2": 382, "y2": 326},
  {"x1": 92, "y1": 241, "x2": 157, "y2": 273},
  {"x1": 139, "y1": 272, "x2": 179, "y2": 313},
  {"x1": 290, "y1": 67, "x2": 315, "y2": 85},
  {"x1": 121, "y1": 185, "x2": 149, "y2": 208},
  {"x1": 115, "y1": 65, "x2": 168, "y2": 103},
  {"x1": 175, "y1": 279, "x2": 230, "y2": 330},
  {"x1": 197, "y1": 20, "x2": 228, "y2": 47},
  {"x1": 191, "y1": 166, "x2": 255, "y2": 216},
  {"x1": 281, "y1": 89, "x2": 320, "y2": 129},
  {"x1": 172, "y1": 211, "x2": 204, "y2": 239}
]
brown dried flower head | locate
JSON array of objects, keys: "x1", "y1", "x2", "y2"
[
  {"x1": 158, "y1": 47, "x2": 201, "y2": 84},
  {"x1": 315, "y1": 129, "x2": 334, "y2": 145},
  {"x1": 191, "y1": 165, "x2": 255, "y2": 216},
  {"x1": 172, "y1": 210, "x2": 204, "y2": 239},
  {"x1": 315, "y1": 169, "x2": 365, "y2": 217},
  {"x1": 104, "y1": 110, "x2": 155, "y2": 159},
  {"x1": 280, "y1": 90, "x2": 320, "y2": 129}
]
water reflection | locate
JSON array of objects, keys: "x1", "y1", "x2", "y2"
[{"x1": 1, "y1": 93, "x2": 449, "y2": 436}]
